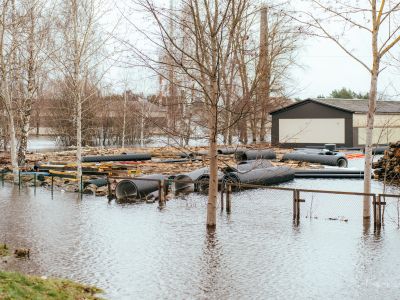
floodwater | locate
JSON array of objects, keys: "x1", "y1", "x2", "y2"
[
  {"x1": 27, "y1": 136, "x2": 63, "y2": 152},
  {"x1": 1, "y1": 175, "x2": 400, "y2": 299}
]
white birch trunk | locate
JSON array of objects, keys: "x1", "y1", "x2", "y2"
[
  {"x1": 363, "y1": 64, "x2": 379, "y2": 219},
  {"x1": 363, "y1": 5, "x2": 380, "y2": 220},
  {"x1": 76, "y1": 95, "x2": 82, "y2": 191},
  {"x1": 9, "y1": 113, "x2": 19, "y2": 183},
  {"x1": 122, "y1": 91, "x2": 127, "y2": 149}
]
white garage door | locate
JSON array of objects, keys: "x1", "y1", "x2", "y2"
[{"x1": 279, "y1": 118, "x2": 345, "y2": 144}]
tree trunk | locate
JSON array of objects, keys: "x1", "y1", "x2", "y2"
[
  {"x1": 363, "y1": 8, "x2": 380, "y2": 220},
  {"x1": 18, "y1": 107, "x2": 31, "y2": 166},
  {"x1": 140, "y1": 113, "x2": 144, "y2": 147},
  {"x1": 8, "y1": 108, "x2": 19, "y2": 183},
  {"x1": 122, "y1": 91, "x2": 127, "y2": 148},
  {"x1": 206, "y1": 78, "x2": 219, "y2": 228},
  {"x1": 363, "y1": 62, "x2": 379, "y2": 219},
  {"x1": 207, "y1": 108, "x2": 218, "y2": 227},
  {"x1": 76, "y1": 95, "x2": 82, "y2": 191}
]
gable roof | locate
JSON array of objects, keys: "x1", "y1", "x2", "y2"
[{"x1": 270, "y1": 98, "x2": 400, "y2": 114}]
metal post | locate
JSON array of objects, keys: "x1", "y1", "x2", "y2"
[
  {"x1": 107, "y1": 177, "x2": 112, "y2": 201},
  {"x1": 163, "y1": 179, "x2": 168, "y2": 204},
  {"x1": 226, "y1": 183, "x2": 231, "y2": 214},
  {"x1": 296, "y1": 190, "x2": 301, "y2": 221},
  {"x1": 51, "y1": 176, "x2": 54, "y2": 193},
  {"x1": 377, "y1": 195, "x2": 382, "y2": 228},
  {"x1": 80, "y1": 175, "x2": 83, "y2": 194},
  {"x1": 293, "y1": 190, "x2": 297, "y2": 221},
  {"x1": 18, "y1": 171, "x2": 21, "y2": 190},
  {"x1": 1, "y1": 172, "x2": 3, "y2": 187},
  {"x1": 34, "y1": 173, "x2": 37, "y2": 195},
  {"x1": 159, "y1": 180, "x2": 165, "y2": 208},
  {"x1": 220, "y1": 183, "x2": 224, "y2": 211},
  {"x1": 373, "y1": 195, "x2": 377, "y2": 227}
]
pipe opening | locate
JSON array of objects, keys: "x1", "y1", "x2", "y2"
[
  {"x1": 337, "y1": 158, "x2": 348, "y2": 168},
  {"x1": 115, "y1": 180, "x2": 138, "y2": 200}
]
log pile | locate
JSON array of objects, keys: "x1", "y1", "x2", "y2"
[{"x1": 373, "y1": 142, "x2": 400, "y2": 182}]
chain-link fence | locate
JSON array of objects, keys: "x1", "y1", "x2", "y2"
[
  {"x1": 107, "y1": 176, "x2": 398, "y2": 228},
  {"x1": 380, "y1": 194, "x2": 400, "y2": 229}
]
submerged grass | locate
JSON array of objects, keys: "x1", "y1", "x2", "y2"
[
  {"x1": 0, "y1": 271, "x2": 103, "y2": 300},
  {"x1": 0, "y1": 244, "x2": 9, "y2": 257}
]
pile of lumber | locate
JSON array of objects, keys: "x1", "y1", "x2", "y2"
[{"x1": 373, "y1": 142, "x2": 400, "y2": 182}]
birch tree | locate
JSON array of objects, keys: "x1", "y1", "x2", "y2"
[
  {"x1": 295, "y1": 0, "x2": 400, "y2": 219},
  {"x1": 0, "y1": 0, "x2": 20, "y2": 182},
  {"x1": 53, "y1": 0, "x2": 107, "y2": 190},
  {"x1": 17, "y1": 0, "x2": 51, "y2": 165}
]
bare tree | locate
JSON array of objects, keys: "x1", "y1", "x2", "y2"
[
  {"x1": 52, "y1": 0, "x2": 109, "y2": 190},
  {"x1": 128, "y1": 0, "x2": 249, "y2": 227},
  {"x1": 294, "y1": 0, "x2": 400, "y2": 220},
  {"x1": 0, "y1": 0, "x2": 21, "y2": 181},
  {"x1": 17, "y1": 0, "x2": 51, "y2": 165}
]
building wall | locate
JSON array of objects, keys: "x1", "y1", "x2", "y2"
[
  {"x1": 353, "y1": 113, "x2": 400, "y2": 145},
  {"x1": 279, "y1": 118, "x2": 345, "y2": 144},
  {"x1": 353, "y1": 114, "x2": 400, "y2": 127},
  {"x1": 271, "y1": 101, "x2": 353, "y2": 147}
]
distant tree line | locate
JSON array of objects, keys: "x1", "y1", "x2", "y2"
[{"x1": 317, "y1": 88, "x2": 369, "y2": 99}]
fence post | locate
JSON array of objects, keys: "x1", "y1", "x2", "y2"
[
  {"x1": 220, "y1": 183, "x2": 224, "y2": 211},
  {"x1": 34, "y1": 173, "x2": 37, "y2": 195},
  {"x1": 1, "y1": 171, "x2": 4, "y2": 187},
  {"x1": 163, "y1": 179, "x2": 167, "y2": 205},
  {"x1": 226, "y1": 183, "x2": 231, "y2": 214},
  {"x1": 107, "y1": 177, "x2": 112, "y2": 201},
  {"x1": 293, "y1": 190, "x2": 297, "y2": 221},
  {"x1": 51, "y1": 176, "x2": 54, "y2": 193},
  {"x1": 296, "y1": 190, "x2": 301, "y2": 222},
  {"x1": 377, "y1": 195, "x2": 382, "y2": 228},
  {"x1": 159, "y1": 180, "x2": 165, "y2": 208},
  {"x1": 18, "y1": 170, "x2": 21, "y2": 190},
  {"x1": 373, "y1": 194, "x2": 377, "y2": 227}
]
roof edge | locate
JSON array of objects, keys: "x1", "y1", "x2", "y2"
[{"x1": 270, "y1": 98, "x2": 354, "y2": 115}]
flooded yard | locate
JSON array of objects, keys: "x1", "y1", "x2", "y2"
[{"x1": 0, "y1": 176, "x2": 400, "y2": 299}]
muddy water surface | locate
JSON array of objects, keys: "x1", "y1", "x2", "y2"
[{"x1": 0, "y1": 177, "x2": 400, "y2": 299}]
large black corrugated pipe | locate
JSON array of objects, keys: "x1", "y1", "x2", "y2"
[
  {"x1": 83, "y1": 178, "x2": 108, "y2": 188},
  {"x1": 175, "y1": 167, "x2": 224, "y2": 193},
  {"x1": 217, "y1": 147, "x2": 247, "y2": 155},
  {"x1": 235, "y1": 149, "x2": 276, "y2": 161},
  {"x1": 324, "y1": 144, "x2": 336, "y2": 151},
  {"x1": 82, "y1": 153, "x2": 151, "y2": 163},
  {"x1": 115, "y1": 174, "x2": 165, "y2": 200},
  {"x1": 223, "y1": 166, "x2": 295, "y2": 191},
  {"x1": 224, "y1": 160, "x2": 273, "y2": 173},
  {"x1": 196, "y1": 172, "x2": 225, "y2": 194},
  {"x1": 174, "y1": 167, "x2": 210, "y2": 192},
  {"x1": 362, "y1": 146, "x2": 388, "y2": 155},
  {"x1": 282, "y1": 152, "x2": 348, "y2": 167},
  {"x1": 190, "y1": 150, "x2": 209, "y2": 156}
]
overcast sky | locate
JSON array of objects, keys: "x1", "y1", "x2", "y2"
[{"x1": 106, "y1": 0, "x2": 400, "y2": 100}]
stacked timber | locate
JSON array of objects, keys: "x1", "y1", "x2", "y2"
[{"x1": 373, "y1": 142, "x2": 400, "y2": 182}]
